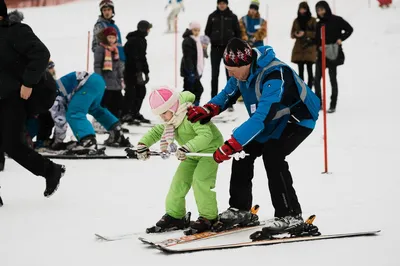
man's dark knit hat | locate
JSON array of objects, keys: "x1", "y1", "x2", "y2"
[{"x1": 223, "y1": 38, "x2": 253, "y2": 67}]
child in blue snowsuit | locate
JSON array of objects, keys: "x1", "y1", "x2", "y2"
[
  {"x1": 187, "y1": 38, "x2": 321, "y2": 234},
  {"x1": 51, "y1": 71, "x2": 130, "y2": 153}
]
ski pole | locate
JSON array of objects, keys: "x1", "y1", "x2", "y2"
[{"x1": 155, "y1": 150, "x2": 249, "y2": 161}]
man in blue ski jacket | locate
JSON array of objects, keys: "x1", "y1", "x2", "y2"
[
  {"x1": 187, "y1": 38, "x2": 320, "y2": 234},
  {"x1": 51, "y1": 71, "x2": 131, "y2": 154}
]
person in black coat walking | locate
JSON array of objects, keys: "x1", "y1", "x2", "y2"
[
  {"x1": 314, "y1": 1, "x2": 353, "y2": 113},
  {"x1": 205, "y1": 0, "x2": 241, "y2": 104},
  {"x1": 122, "y1": 20, "x2": 152, "y2": 125},
  {"x1": 181, "y1": 21, "x2": 205, "y2": 106},
  {"x1": 0, "y1": 0, "x2": 64, "y2": 199}
]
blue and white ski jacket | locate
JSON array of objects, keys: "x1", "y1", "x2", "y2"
[{"x1": 209, "y1": 46, "x2": 321, "y2": 146}]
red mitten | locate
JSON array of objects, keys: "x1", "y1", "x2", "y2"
[
  {"x1": 187, "y1": 103, "x2": 220, "y2": 124},
  {"x1": 213, "y1": 137, "x2": 243, "y2": 163}
]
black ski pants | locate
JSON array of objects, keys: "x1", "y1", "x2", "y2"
[
  {"x1": 0, "y1": 92, "x2": 55, "y2": 178},
  {"x1": 123, "y1": 77, "x2": 146, "y2": 118},
  {"x1": 37, "y1": 111, "x2": 54, "y2": 141},
  {"x1": 297, "y1": 62, "x2": 314, "y2": 89},
  {"x1": 229, "y1": 123, "x2": 313, "y2": 217},
  {"x1": 210, "y1": 45, "x2": 229, "y2": 98},
  {"x1": 183, "y1": 78, "x2": 204, "y2": 106},
  {"x1": 314, "y1": 61, "x2": 338, "y2": 109},
  {"x1": 101, "y1": 90, "x2": 123, "y2": 118}
]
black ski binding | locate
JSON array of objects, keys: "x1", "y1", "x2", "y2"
[
  {"x1": 250, "y1": 214, "x2": 321, "y2": 241},
  {"x1": 146, "y1": 212, "x2": 191, "y2": 234}
]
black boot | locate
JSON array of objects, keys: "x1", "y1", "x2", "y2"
[
  {"x1": 104, "y1": 123, "x2": 132, "y2": 148},
  {"x1": 121, "y1": 114, "x2": 141, "y2": 126},
  {"x1": 0, "y1": 186, "x2": 3, "y2": 207},
  {"x1": 184, "y1": 217, "x2": 217, "y2": 235},
  {"x1": 146, "y1": 212, "x2": 191, "y2": 233},
  {"x1": 0, "y1": 152, "x2": 4, "y2": 172},
  {"x1": 261, "y1": 214, "x2": 304, "y2": 235},
  {"x1": 44, "y1": 163, "x2": 66, "y2": 197},
  {"x1": 327, "y1": 104, "x2": 336, "y2": 113},
  {"x1": 136, "y1": 114, "x2": 151, "y2": 124},
  {"x1": 213, "y1": 207, "x2": 260, "y2": 231},
  {"x1": 68, "y1": 135, "x2": 98, "y2": 155}
]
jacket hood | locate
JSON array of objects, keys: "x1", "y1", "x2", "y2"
[
  {"x1": 254, "y1": 46, "x2": 276, "y2": 69},
  {"x1": 215, "y1": 7, "x2": 233, "y2": 16},
  {"x1": 182, "y1": 28, "x2": 193, "y2": 38},
  {"x1": 97, "y1": 16, "x2": 114, "y2": 24},
  {"x1": 316, "y1": 1, "x2": 332, "y2": 19},
  {"x1": 126, "y1": 30, "x2": 147, "y2": 40},
  {"x1": 8, "y1": 10, "x2": 24, "y2": 23},
  {"x1": 246, "y1": 10, "x2": 260, "y2": 19},
  {"x1": 297, "y1": 2, "x2": 311, "y2": 18},
  {"x1": 179, "y1": 91, "x2": 195, "y2": 104}
]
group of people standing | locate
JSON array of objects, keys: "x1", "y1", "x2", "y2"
[
  {"x1": 91, "y1": 0, "x2": 152, "y2": 126},
  {"x1": 291, "y1": 1, "x2": 353, "y2": 113},
  {"x1": 0, "y1": 0, "x2": 354, "y2": 240},
  {"x1": 179, "y1": 0, "x2": 354, "y2": 114}
]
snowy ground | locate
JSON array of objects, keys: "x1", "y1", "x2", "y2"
[{"x1": 1, "y1": 0, "x2": 400, "y2": 265}]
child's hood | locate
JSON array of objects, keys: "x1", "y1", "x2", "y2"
[{"x1": 179, "y1": 91, "x2": 195, "y2": 105}]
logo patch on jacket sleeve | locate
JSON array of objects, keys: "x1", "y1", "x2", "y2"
[{"x1": 251, "y1": 104, "x2": 257, "y2": 114}]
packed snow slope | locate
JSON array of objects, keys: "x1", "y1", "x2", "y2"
[{"x1": 1, "y1": 0, "x2": 399, "y2": 265}]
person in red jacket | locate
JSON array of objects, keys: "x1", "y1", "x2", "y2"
[{"x1": 377, "y1": 0, "x2": 392, "y2": 8}]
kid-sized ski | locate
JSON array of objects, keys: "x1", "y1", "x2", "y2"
[
  {"x1": 95, "y1": 232, "x2": 141, "y2": 241},
  {"x1": 139, "y1": 205, "x2": 263, "y2": 247}
]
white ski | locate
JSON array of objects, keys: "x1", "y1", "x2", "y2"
[{"x1": 156, "y1": 230, "x2": 381, "y2": 253}]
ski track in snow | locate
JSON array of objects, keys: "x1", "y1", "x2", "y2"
[{"x1": 0, "y1": 0, "x2": 398, "y2": 265}]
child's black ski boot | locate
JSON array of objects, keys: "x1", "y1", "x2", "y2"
[{"x1": 146, "y1": 212, "x2": 191, "y2": 233}]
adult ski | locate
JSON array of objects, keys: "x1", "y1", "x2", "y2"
[{"x1": 157, "y1": 230, "x2": 381, "y2": 253}]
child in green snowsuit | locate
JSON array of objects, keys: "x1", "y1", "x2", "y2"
[{"x1": 137, "y1": 86, "x2": 223, "y2": 233}]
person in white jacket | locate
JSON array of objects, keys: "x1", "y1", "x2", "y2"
[{"x1": 165, "y1": 0, "x2": 184, "y2": 33}]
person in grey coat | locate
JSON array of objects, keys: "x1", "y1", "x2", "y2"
[
  {"x1": 94, "y1": 26, "x2": 123, "y2": 118},
  {"x1": 92, "y1": 0, "x2": 125, "y2": 64}
]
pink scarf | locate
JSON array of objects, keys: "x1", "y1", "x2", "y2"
[{"x1": 190, "y1": 35, "x2": 204, "y2": 76}]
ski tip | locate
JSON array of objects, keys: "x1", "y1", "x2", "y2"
[{"x1": 95, "y1": 234, "x2": 110, "y2": 241}]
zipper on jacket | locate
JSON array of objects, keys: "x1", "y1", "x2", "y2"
[{"x1": 221, "y1": 15, "x2": 224, "y2": 46}]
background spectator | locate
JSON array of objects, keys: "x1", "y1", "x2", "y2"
[
  {"x1": 165, "y1": 0, "x2": 184, "y2": 33},
  {"x1": 122, "y1": 20, "x2": 152, "y2": 125},
  {"x1": 205, "y1": 0, "x2": 241, "y2": 110},
  {"x1": 239, "y1": 0, "x2": 267, "y2": 48},
  {"x1": 92, "y1": 0, "x2": 125, "y2": 65},
  {"x1": 181, "y1": 21, "x2": 205, "y2": 106},
  {"x1": 94, "y1": 27, "x2": 123, "y2": 118},
  {"x1": 290, "y1": 1, "x2": 317, "y2": 89},
  {"x1": 314, "y1": 1, "x2": 353, "y2": 113}
]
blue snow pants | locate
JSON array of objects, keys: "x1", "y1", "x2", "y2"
[{"x1": 66, "y1": 74, "x2": 118, "y2": 140}]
